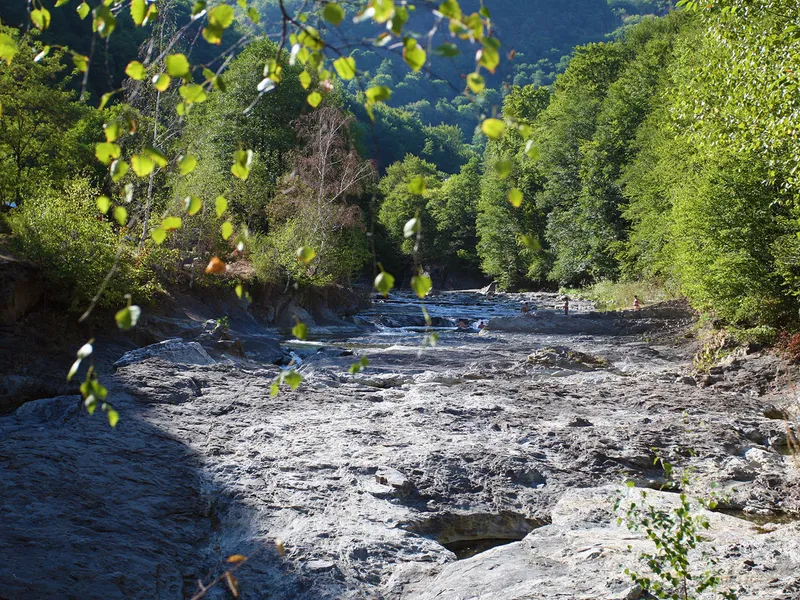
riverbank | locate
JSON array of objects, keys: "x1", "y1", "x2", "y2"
[{"x1": 1, "y1": 291, "x2": 799, "y2": 598}]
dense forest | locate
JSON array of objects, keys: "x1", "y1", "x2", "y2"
[{"x1": 1, "y1": 0, "x2": 799, "y2": 331}]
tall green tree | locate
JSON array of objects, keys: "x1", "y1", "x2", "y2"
[
  {"x1": 0, "y1": 29, "x2": 101, "y2": 206},
  {"x1": 477, "y1": 85, "x2": 551, "y2": 289},
  {"x1": 377, "y1": 154, "x2": 443, "y2": 262},
  {"x1": 427, "y1": 157, "x2": 482, "y2": 267},
  {"x1": 174, "y1": 38, "x2": 308, "y2": 232}
]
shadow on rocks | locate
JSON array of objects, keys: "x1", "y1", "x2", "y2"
[{"x1": 0, "y1": 380, "x2": 311, "y2": 599}]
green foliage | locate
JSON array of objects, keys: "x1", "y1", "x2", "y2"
[
  {"x1": 378, "y1": 155, "x2": 443, "y2": 260},
  {"x1": 0, "y1": 28, "x2": 102, "y2": 206},
  {"x1": 476, "y1": 85, "x2": 551, "y2": 289},
  {"x1": 467, "y1": 8, "x2": 800, "y2": 327},
  {"x1": 426, "y1": 158, "x2": 482, "y2": 267},
  {"x1": 7, "y1": 178, "x2": 174, "y2": 312},
  {"x1": 534, "y1": 20, "x2": 678, "y2": 285},
  {"x1": 176, "y1": 38, "x2": 308, "y2": 233},
  {"x1": 669, "y1": 146, "x2": 793, "y2": 325},
  {"x1": 259, "y1": 216, "x2": 369, "y2": 286},
  {"x1": 727, "y1": 325, "x2": 777, "y2": 348},
  {"x1": 573, "y1": 279, "x2": 679, "y2": 311},
  {"x1": 616, "y1": 457, "x2": 737, "y2": 600}
]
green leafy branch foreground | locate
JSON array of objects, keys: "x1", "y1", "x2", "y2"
[
  {"x1": 0, "y1": 0, "x2": 525, "y2": 426},
  {"x1": 616, "y1": 455, "x2": 738, "y2": 600},
  {"x1": 1, "y1": 0, "x2": 798, "y2": 425},
  {"x1": 1, "y1": 2, "x2": 797, "y2": 596}
]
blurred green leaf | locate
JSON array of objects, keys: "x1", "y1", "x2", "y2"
[
  {"x1": 113, "y1": 206, "x2": 128, "y2": 226},
  {"x1": 115, "y1": 305, "x2": 141, "y2": 330},
  {"x1": 131, "y1": 154, "x2": 155, "y2": 177},
  {"x1": 482, "y1": 118, "x2": 505, "y2": 139},
  {"x1": 179, "y1": 154, "x2": 197, "y2": 175},
  {"x1": 292, "y1": 320, "x2": 308, "y2": 340},
  {"x1": 323, "y1": 3, "x2": 345, "y2": 25},
  {"x1": 166, "y1": 54, "x2": 190, "y2": 78},
  {"x1": 221, "y1": 221, "x2": 233, "y2": 240},
  {"x1": 215, "y1": 195, "x2": 228, "y2": 217},
  {"x1": 284, "y1": 370, "x2": 302, "y2": 390},
  {"x1": 151, "y1": 227, "x2": 167, "y2": 244},
  {"x1": 184, "y1": 196, "x2": 202, "y2": 216},
  {"x1": 408, "y1": 177, "x2": 426, "y2": 195},
  {"x1": 494, "y1": 159, "x2": 513, "y2": 179},
  {"x1": 162, "y1": 216, "x2": 182, "y2": 230},
  {"x1": 411, "y1": 274, "x2": 432, "y2": 299},
  {"x1": 131, "y1": 0, "x2": 146, "y2": 25},
  {"x1": 153, "y1": 73, "x2": 171, "y2": 92},
  {"x1": 333, "y1": 56, "x2": 356, "y2": 80},
  {"x1": 126, "y1": 60, "x2": 146, "y2": 80},
  {"x1": 296, "y1": 246, "x2": 316, "y2": 263},
  {"x1": 375, "y1": 270, "x2": 395, "y2": 297},
  {"x1": 0, "y1": 33, "x2": 17, "y2": 65},
  {"x1": 402, "y1": 38, "x2": 426, "y2": 72},
  {"x1": 508, "y1": 188, "x2": 523, "y2": 208},
  {"x1": 307, "y1": 91, "x2": 322, "y2": 107},
  {"x1": 467, "y1": 72, "x2": 485, "y2": 94}
]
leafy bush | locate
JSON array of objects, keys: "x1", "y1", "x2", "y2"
[
  {"x1": 260, "y1": 218, "x2": 369, "y2": 287},
  {"x1": 728, "y1": 325, "x2": 777, "y2": 348},
  {"x1": 616, "y1": 456, "x2": 737, "y2": 600},
  {"x1": 8, "y1": 178, "x2": 174, "y2": 312}
]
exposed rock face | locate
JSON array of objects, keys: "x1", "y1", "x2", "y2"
[
  {"x1": 1, "y1": 294, "x2": 799, "y2": 599},
  {"x1": 389, "y1": 486, "x2": 800, "y2": 600},
  {"x1": 0, "y1": 254, "x2": 42, "y2": 325},
  {"x1": 113, "y1": 339, "x2": 216, "y2": 369}
]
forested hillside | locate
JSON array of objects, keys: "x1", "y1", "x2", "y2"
[
  {"x1": 0, "y1": 0, "x2": 666, "y2": 170},
  {"x1": 473, "y1": 3, "x2": 800, "y2": 328},
  {"x1": 1, "y1": 0, "x2": 799, "y2": 333}
]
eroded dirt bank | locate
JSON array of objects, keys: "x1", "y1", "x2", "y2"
[{"x1": 2, "y1": 292, "x2": 800, "y2": 599}]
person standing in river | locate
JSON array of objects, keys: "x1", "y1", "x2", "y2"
[
  {"x1": 563, "y1": 295, "x2": 569, "y2": 316},
  {"x1": 633, "y1": 295, "x2": 640, "y2": 311}
]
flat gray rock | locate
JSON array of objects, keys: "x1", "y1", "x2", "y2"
[{"x1": 387, "y1": 486, "x2": 800, "y2": 600}]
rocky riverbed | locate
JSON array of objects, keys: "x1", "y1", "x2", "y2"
[{"x1": 2, "y1": 291, "x2": 800, "y2": 599}]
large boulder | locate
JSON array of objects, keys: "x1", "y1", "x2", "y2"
[
  {"x1": 276, "y1": 301, "x2": 315, "y2": 329},
  {"x1": 113, "y1": 338, "x2": 215, "y2": 369},
  {"x1": 13, "y1": 394, "x2": 81, "y2": 424}
]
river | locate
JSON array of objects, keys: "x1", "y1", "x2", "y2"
[{"x1": 1, "y1": 290, "x2": 799, "y2": 599}]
